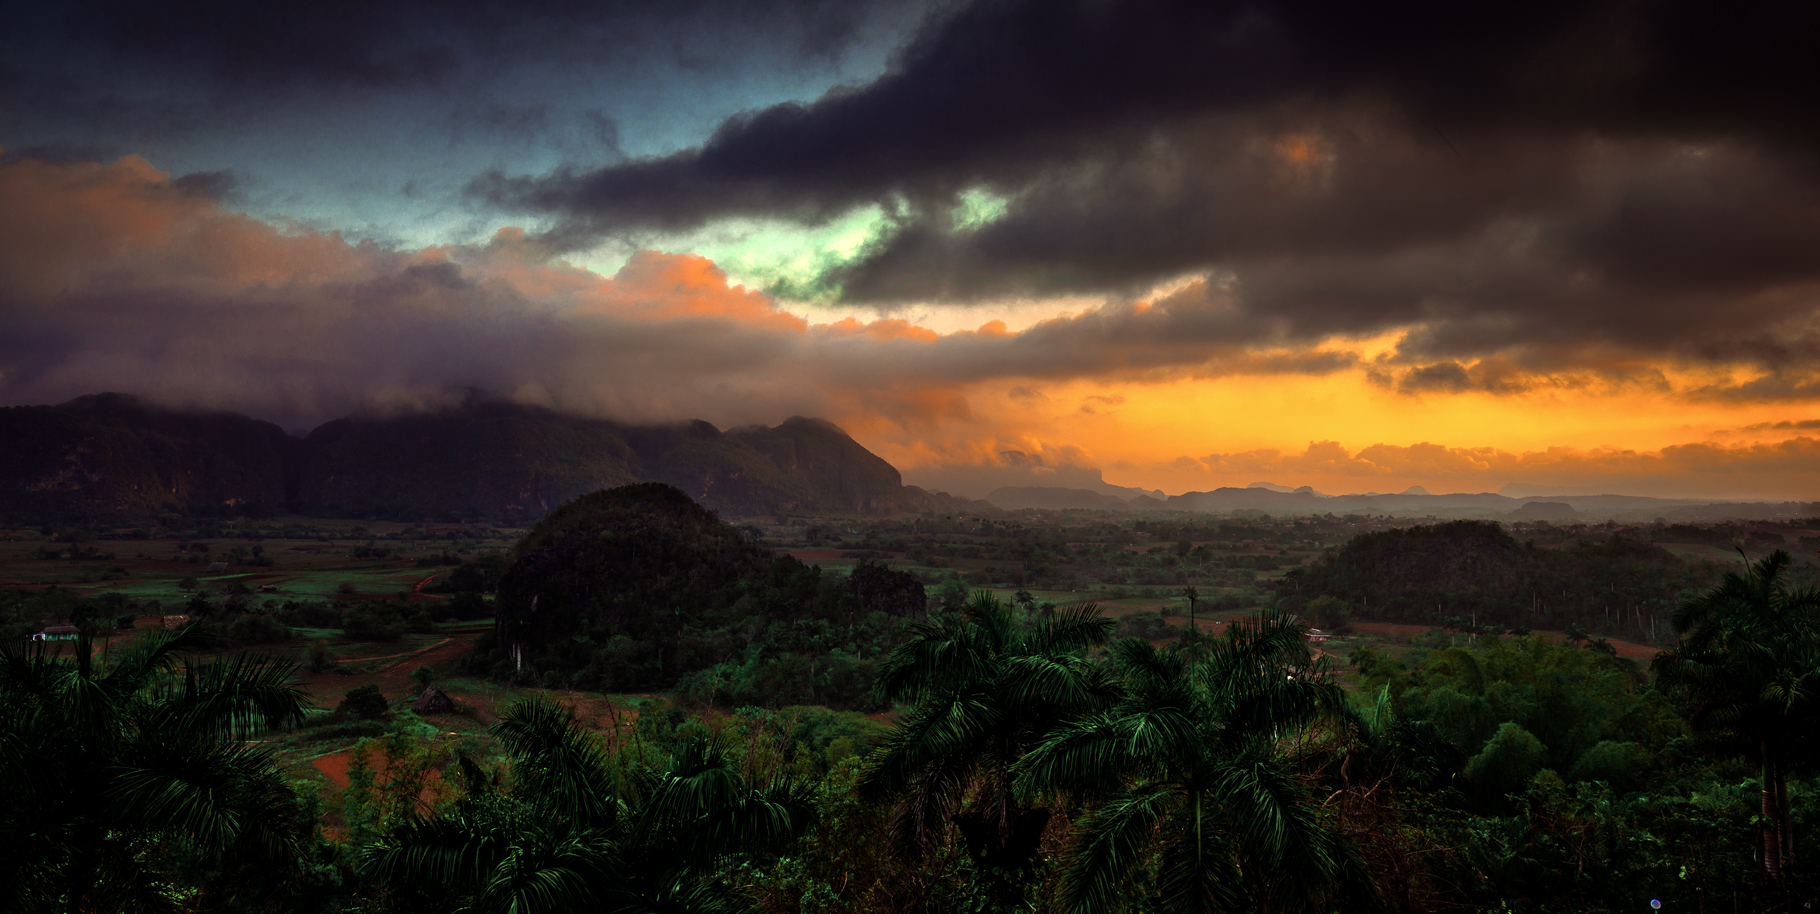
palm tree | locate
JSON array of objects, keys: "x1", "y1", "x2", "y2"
[
  {"x1": 859, "y1": 592, "x2": 1115, "y2": 895},
  {"x1": 1016, "y1": 609, "x2": 1370, "y2": 913},
  {"x1": 1651, "y1": 549, "x2": 1820, "y2": 886},
  {"x1": 363, "y1": 696, "x2": 814, "y2": 913},
  {"x1": 0, "y1": 626, "x2": 311, "y2": 914}
]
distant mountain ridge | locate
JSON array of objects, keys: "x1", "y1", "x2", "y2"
[
  {"x1": 952, "y1": 479, "x2": 1813, "y2": 522},
  {"x1": 0, "y1": 395, "x2": 980, "y2": 521},
  {"x1": 1165, "y1": 486, "x2": 1818, "y2": 522},
  {"x1": 984, "y1": 486, "x2": 1135, "y2": 511}
]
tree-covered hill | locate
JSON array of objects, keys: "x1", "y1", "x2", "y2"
[
  {"x1": 482, "y1": 482, "x2": 926, "y2": 704},
  {"x1": 1278, "y1": 520, "x2": 1727, "y2": 639}
]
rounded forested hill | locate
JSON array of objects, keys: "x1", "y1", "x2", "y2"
[
  {"x1": 488, "y1": 482, "x2": 927, "y2": 695},
  {"x1": 498, "y1": 483, "x2": 771, "y2": 644},
  {"x1": 1280, "y1": 520, "x2": 1716, "y2": 635}
]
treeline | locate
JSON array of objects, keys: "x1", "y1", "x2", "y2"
[{"x1": 1276, "y1": 521, "x2": 1768, "y2": 641}]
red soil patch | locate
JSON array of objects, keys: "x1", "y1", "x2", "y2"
[
  {"x1": 311, "y1": 747, "x2": 452, "y2": 812},
  {"x1": 313, "y1": 749, "x2": 355, "y2": 788}
]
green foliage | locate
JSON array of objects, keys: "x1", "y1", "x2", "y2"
[
  {"x1": 433, "y1": 589, "x2": 493, "y2": 621},
  {"x1": 487, "y1": 484, "x2": 924, "y2": 698},
  {"x1": 307, "y1": 637, "x2": 336, "y2": 672},
  {"x1": 1306, "y1": 594, "x2": 1352, "y2": 631},
  {"x1": 343, "y1": 724, "x2": 458, "y2": 846},
  {"x1": 1017, "y1": 610, "x2": 1365, "y2": 913},
  {"x1": 860, "y1": 592, "x2": 1114, "y2": 906},
  {"x1": 1111, "y1": 610, "x2": 1180, "y2": 642},
  {"x1": 361, "y1": 696, "x2": 817, "y2": 914},
  {"x1": 279, "y1": 599, "x2": 346, "y2": 628},
  {"x1": 1464, "y1": 722, "x2": 1548, "y2": 803},
  {"x1": 338, "y1": 684, "x2": 390, "y2": 720},
  {"x1": 0, "y1": 627, "x2": 312, "y2": 912},
  {"x1": 1360, "y1": 633, "x2": 1677, "y2": 790},
  {"x1": 1283, "y1": 520, "x2": 1713, "y2": 641},
  {"x1": 1651, "y1": 549, "x2": 1820, "y2": 886},
  {"x1": 218, "y1": 611, "x2": 293, "y2": 646},
  {"x1": 343, "y1": 604, "x2": 431, "y2": 641}
]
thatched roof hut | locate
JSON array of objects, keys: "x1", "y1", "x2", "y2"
[{"x1": 411, "y1": 685, "x2": 456, "y2": 714}]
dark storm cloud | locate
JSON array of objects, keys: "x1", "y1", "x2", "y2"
[
  {"x1": 476, "y1": 0, "x2": 1820, "y2": 389},
  {"x1": 483, "y1": 0, "x2": 1820, "y2": 235},
  {"x1": 1, "y1": 0, "x2": 926, "y2": 94}
]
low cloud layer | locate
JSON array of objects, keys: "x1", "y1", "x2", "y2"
[
  {"x1": 5, "y1": 154, "x2": 1819, "y2": 500},
  {"x1": 0, "y1": 155, "x2": 1348, "y2": 432}
]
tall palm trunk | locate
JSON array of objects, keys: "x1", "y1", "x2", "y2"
[
  {"x1": 1777, "y1": 759, "x2": 1794, "y2": 873},
  {"x1": 1762, "y1": 743, "x2": 1784, "y2": 885}
]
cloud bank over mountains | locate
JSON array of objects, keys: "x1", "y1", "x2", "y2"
[
  {"x1": 4, "y1": 0, "x2": 1820, "y2": 499},
  {"x1": 2, "y1": 153, "x2": 1817, "y2": 499}
]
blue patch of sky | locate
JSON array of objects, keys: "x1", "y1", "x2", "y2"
[{"x1": 2, "y1": 6, "x2": 926, "y2": 252}]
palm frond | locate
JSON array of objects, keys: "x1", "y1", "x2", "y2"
[
  {"x1": 493, "y1": 697, "x2": 620, "y2": 827},
  {"x1": 1153, "y1": 802, "x2": 1243, "y2": 914},
  {"x1": 1059, "y1": 783, "x2": 1177, "y2": 914},
  {"x1": 858, "y1": 690, "x2": 1001, "y2": 802},
  {"x1": 1026, "y1": 601, "x2": 1115, "y2": 655},
  {"x1": 146, "y1": 650, "x2": 308, "y2": 739}
]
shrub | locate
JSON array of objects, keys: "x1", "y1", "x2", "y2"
[
  {"x1": 307, "y1": 638, "x2": 336, "y2": 672},
  {"x1": 1307, "y1": 594, "x2": 1354, "y2": 633},
  {"x1": 1114, "y1": 610, "x2": 1181, "y2": 642},
  {"x1": 337, "y1": 582, "x2": 359, "y2": 595},
  {"x1": 343, "y1": 607, "x2": 406, "y2": 641},
  {"x1": 430, "y1": 591, "x2": 491, "y2": 622},
  {"x1": 218, "y1": 613, "x2": 291, "y2": 647},
  {"x1": 336, "y1": 684, "x2": 389, "y2": 720},
  {"x1": 279, "y1": 600, "x2": 344, "y2": 629},
  {"x1": 1465, "y1": 722, "x2": 1550, "y2": 807}
]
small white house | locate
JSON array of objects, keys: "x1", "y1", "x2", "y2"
[{"x1": 33, "y1": 624, "x2": 79, "y2": 642}]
